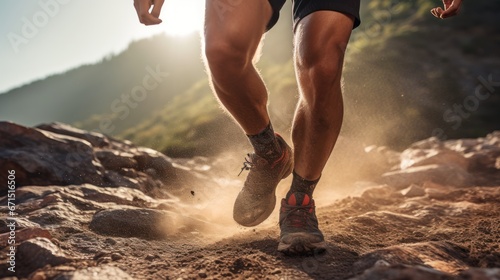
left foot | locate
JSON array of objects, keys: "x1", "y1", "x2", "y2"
[
  {"x1": 233, "y1": 134, "x2": 293, "y2": 227},
  {"x1": 278, "y1": 192, "x2": 326, "y2": 255}
]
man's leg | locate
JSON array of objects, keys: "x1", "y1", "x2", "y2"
[
  {"x1": 204, "y1": 0, "x2": 293, "y2": 227},
  {"x1": 293, "y1": 11, "x2": 353, "y2": 181},
  {"x1": 278, "y1": 11, "x2": 354, "y2": 254},
  {"x1": 204, "y1": 0, "x2": 272, "y2": 135}
]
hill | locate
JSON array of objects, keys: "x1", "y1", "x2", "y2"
[{"x1": 0, "y1": 34, "x2": 206, "y2": 133}]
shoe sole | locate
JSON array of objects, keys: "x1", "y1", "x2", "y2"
[{"x1": 278, "y1": 233, "x2": 327, "y2": 255}]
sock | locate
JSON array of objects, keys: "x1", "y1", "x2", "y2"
[
  {"x1": 247, "y1": 123, "x2": 281, "y2": 161},
  {"x1": 285, "y1": 171, "x2": 320, "y2": 202}
]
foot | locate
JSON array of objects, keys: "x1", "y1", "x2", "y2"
[
  {"x1": 233, "y1": 134, "x2": 293, "y2": 227},
  {"x1": 278, "y1": 192, "x2": 326, "y2": 255}
]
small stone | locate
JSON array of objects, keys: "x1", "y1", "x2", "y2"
[
  {"x1": 271, "y1": 269, "x2": 282, "y2": 274},
  {"x1": 374, "y1": 260, "x2": 390, "y2": 267},
  {"x1": 104, "y1": 238, "x2": 117, "y2": 245},
  {"x1": 145, "y1": 254, "x2": 156, "y2": 261},
  {"x1": 198, "y1": 272, "x2": 208, "y2": 278},
  {"x1": 94, "y1": 252, "x2": 108, "y2": 260},
  {"x1": 111, "y1": 253, "x2": 123, "y2": 261}
]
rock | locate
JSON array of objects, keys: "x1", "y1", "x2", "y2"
[
  {"x1": 0, "y1": 122, "x2": 106, "y2": 192},
  {"x1": 89, "y1": 208, "x2": 169, "y2": 239},
  {"x1": 408, "y1": 137, "x2": 444, "y2": 150},
  {"x1": 353, "y1": 241, "x2": 469, "y2": 275},
  {"x1": 349, "y1": 264, "x2": 454, "y2": 280},
  {"x1": 133, "y1": 147, "x2": 176, "y2": 178},
  {"x1": 361, "y1": 185, "x2": 402, "y2": 203},
  {"x1": 466, "y1": 149, "x2": 500, "y2": 171},
  {"x1": 271, "y1": 269, "x2": 282, "y2": 275},
  {"x1": 0, "y1": 122, "x2": 196, "y2": 197},
  {"x1": 110, "y1": 253, "x2": 123, "y2": 261},
  {"x1": 444, "y1": 138, "x2": 482, "y2": 154},
  {"x1": 17, "y1": 237, "x2": 71, "y2": 271},
  {"x1": 458, "y1": 268, "x2": 500, "y2": 280},
  {"x1": 381, "y1": 164, "x2": 474, "y2": 187},
  {"x1": 145, "y1": 254, "x2": 157, "y2": 261},
  {"x1": 0, "y1": 227, "x2": 52, "y2": 247},
  {"x1": 401, "y1": 184, "x2": 426, "y2": 198},
  {"x1": 36, "y1": 122, "x2": 110, "y2": 148},
  {"x1": 0, "y1": 217, "x2": 40, "y2": 233},
  {"x1": 53, "y1": 265, "x2": 134, "y2": 280},
  {"x1": 95, "y1": 150, "x2": 138, "y2": 171},
  {"x1": 400, "y1": 147, "x2": 469, "y2": 171},
  {"x1": 361, "y1": 145, "x2": 400, "y2": 178}
]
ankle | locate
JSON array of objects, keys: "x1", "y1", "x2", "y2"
[
  {"x1": 285, "y1": 171, "x2": 320, "y2": 199},
  {"x1": 247, "y1": 123, "x2": 281, "y2": 160}
]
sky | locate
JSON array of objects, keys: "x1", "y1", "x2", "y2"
[{"x1": 0, "y1": 0, "x2": 205, "y2": 94}]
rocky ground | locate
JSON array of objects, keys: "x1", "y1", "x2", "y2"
[{"x1": 0, "y1": 122, "x2": 499, "y2": 280}]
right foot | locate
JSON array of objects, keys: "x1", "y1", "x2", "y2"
[
  {"x1": 233, "y1": 134, "x2": 293, "y2": 227},
  {"x1": 278, "y1": 192, "x2": 326, "y2": 255}
]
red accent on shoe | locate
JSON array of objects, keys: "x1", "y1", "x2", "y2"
[
  {"x1": 288, "y1": 193, "x2": 297, "y2": 206},
  {"x1": 302, "y1": 194, "x2": 310, "y2": 206},
  {"x1": 270, "y1": 148, "x2": 288, "y2": 169}
]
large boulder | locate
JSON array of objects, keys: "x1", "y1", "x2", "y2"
[{"x1": 0, "y1": 122, "x2": 193, "y2": 197}]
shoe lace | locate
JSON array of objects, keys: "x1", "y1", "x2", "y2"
[
  {"x1": 238, "y1": 153, "x2": 254, "y2": 176},
  {"x1": 280, "y1": 204, "x2": 315, "y2": 229}
]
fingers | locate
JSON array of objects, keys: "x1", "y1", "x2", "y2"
[
  {"x1": 430, "y1": 7, "x2": 443, "y2": 18},
  {"x1": 430, "y1": 0, "x2": 462, "y2": 19},
  {"x1": 134, "y1": 0, "x2": 163, "y2": 25},
  {"x1": 151, "y1": 0, "x2": 165, "y2": 18}
]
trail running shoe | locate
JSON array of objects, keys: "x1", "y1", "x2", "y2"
[
  {"x1": 233, "y1": 134, "x2": 293, "y2": 227},
  {"x1": 278, "y1": 192, "x2": 326, "y2": 254}
]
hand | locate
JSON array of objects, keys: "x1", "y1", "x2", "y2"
[
  {"x1": 134, "y1": 0, "x2": 165, "y2": 25},
  {"x1": 431, "y1": 0, "x2": 463, "y2": 19}
]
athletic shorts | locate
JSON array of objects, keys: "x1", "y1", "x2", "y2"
[{"x1": 267, "y1": 0, "x2": 361, "y2": 31}]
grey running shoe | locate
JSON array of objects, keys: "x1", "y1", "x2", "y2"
[
  {"x1": 278, "y1": 192, "x2": 326, "y2": 255},
  {"x1": 233, "y1": 134, "x2": 293, "y2": 227}
]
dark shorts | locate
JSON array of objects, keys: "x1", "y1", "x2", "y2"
[{"x1": 267, "y1": 0, "x2": 361, "y2": 31}]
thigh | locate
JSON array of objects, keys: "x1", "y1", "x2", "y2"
[
  {"x1": 204, "y1": 0, "x2": 273, "y2": 52},
  {"x1": 294, "y1": 11, "x2": 354, "y2": 68}
]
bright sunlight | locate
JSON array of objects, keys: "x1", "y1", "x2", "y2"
[{"x1": 162, "y1": 0, "x2": 205, "y2": 36}]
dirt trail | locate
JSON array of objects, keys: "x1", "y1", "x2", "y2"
[
  {"x1": 1, "y1": 123, "x2": 499, "y2": 279},
  {"x1": 22, "y1": 183, "x2": 499, "y2": 280}
]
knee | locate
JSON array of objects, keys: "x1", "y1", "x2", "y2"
[
  {"x1": 204, "y1": 35, "x2": 253, "y2": 77},
  {"x1": 296, "y1": 42, "x2": 346, "y2": 83}
]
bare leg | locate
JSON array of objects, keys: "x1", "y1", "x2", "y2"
[
  {"x1": 204, "y1": 0, "x2": 273, "y2": 135},
  {"x1": 292, "y1": 11, "x2": 354, "y2": 180},
  {"x1": 277, "y1": 10, "x2": 355, "y2": 255}
]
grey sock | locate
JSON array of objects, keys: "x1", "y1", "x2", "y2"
[
  {"x1": 247, "y1": 123, "x2": 281, "y2": 161},
  {"x1": 286, "y1": 171, "x2": 320, "y2": 200}
]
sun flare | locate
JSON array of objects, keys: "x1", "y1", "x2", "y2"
[{"x1": 162, "y1": 0, "x2": 205, "y2": 36}]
